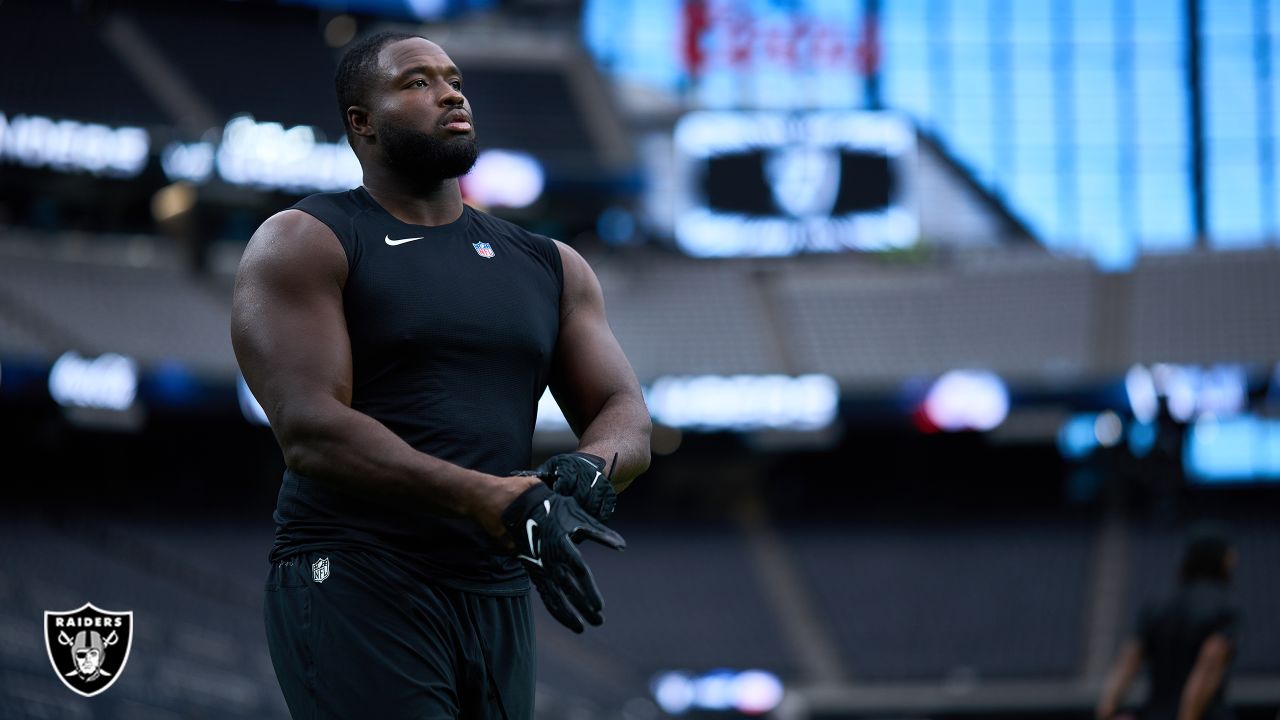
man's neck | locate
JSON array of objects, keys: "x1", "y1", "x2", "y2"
[{"x1": 362, "y1": 170, "x2": 465, "y2": 227}]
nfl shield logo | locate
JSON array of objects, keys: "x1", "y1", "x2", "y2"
[
  {"x1": 45, "y1": 602, "x2": 134, "y2": 697},
  {"x1": 312, "y1": 556, "x2": 330, "y2": 583},
  {"x1": 472, "y1": 241, "x2": 495, "y2": 259}
]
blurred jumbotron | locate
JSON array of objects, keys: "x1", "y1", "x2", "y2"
[{"x1": 1, "y1": 0, "x2": 1279, "y2": 718}]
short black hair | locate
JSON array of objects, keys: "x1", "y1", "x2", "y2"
[{"x1": 335, "y1": 31, "x2": 423, "y2": 141}]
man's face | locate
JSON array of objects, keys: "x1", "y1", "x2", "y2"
[
  {"x1": 76, "y1": 647, "x2": 101, "y2": 675},
  {"x1": 370, "y1": 38, "x2": 479, "y2": 183}
]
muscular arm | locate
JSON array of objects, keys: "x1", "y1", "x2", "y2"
[
  {"x1": 1097, "y1": 640, "x2": 1144, "y2": 720},
  {"x1": 548, "y1": 242, "x2": 651, "y2": 492},
  {"x1": 230, "y1": 210, "x2": 535, "y2": 539},
  {"x1": 1178, "y1": 634, "x2": 1233, "y2": 720}
]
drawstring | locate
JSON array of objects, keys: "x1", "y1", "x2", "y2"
[{"x1": 464, "y1": 594, "x2": 510, "y2": 720}]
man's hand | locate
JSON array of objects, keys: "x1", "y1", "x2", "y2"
[
  {"x1": 518, "y1": 452, "x2": 617, "y2": 523},
  {"x1": 501, "y1": 483, "x2": 625, "y2": 633}
]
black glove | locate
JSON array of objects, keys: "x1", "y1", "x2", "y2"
[
  {"x1": 517, "y1": 452, "x2": 617, "y2": 523},
  {"x1": 502, "y1": 483, "x2": 626, "y2": 633}
]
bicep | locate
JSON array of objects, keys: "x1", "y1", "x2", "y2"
[
  {"x1": 547, "y1": 242, "x2": 642, "y2": 434},
  {"x1": 231, "y1": 210, "x2": 353, "y2": 432}
]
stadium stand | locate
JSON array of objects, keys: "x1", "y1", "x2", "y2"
[
  {"x1": 132, "y1": 2, "x2": 343, "y2": 137},
  {"x1": 0, "y1": 510, "x2": 285, "y2": 719},
  {"x1": 1128, "y1": 248, "x2": 1280, "y2": 369},
  {"x1": 0, "y1": 310, "x2": 50, "y2": 359},
  {"x1": 0, "y1": 3, "x2": 165, "y2": 127},
  {"x1": 1, "y1": 499, "x2": 1277, "y2": 718},
  {"x1": 0, "y1": 251, "x2": 236, "y2": 377},
  {"x1": 782, "y1": 514, "x2": 1094, "y2": 680},
  {"x1": 129, "y1": 5, "x2": 613, "y2": 174},
  {"x1": 4, "y1": 239, "x2": 1280, "y2": 390},
  {"x1": 572, "y1": 524, "x2": 800, "y2": 677},
  {"x1": 770, "y1": 250, "x2": 1097, "y2": 385},
  {"x1": 595, "y1": 257, "x2": 788, "y2": 380}
]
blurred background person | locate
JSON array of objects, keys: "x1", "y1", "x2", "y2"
[{"x1": 1098, "y1": 525, "x2": 1241, "y2": 720}]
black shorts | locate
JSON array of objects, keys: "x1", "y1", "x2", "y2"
[{"x1": 264, "y1": 549, "x2": 534, "y2": 720}]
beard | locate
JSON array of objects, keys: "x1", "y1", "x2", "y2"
[{"x1": 378, "y1": 120, "x2": 479, "y2": 185}]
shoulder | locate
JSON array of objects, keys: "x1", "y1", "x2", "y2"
[
  {"x1": 469, "y1": 206, "x2": 555, "y2": 248},
  {"x1": 553, "y1": 240, "x2": 606, "y2": 320},
  {"x1": 239, "y1": 208, "x2": 348, "y2": 287},
  {"x1": 251, "y1": 208, "x2": 343, "y2": 251},
  {"x1": 467, "y1": 205, "x2": 564, "y2": 274},
  {"x1": 290, "y1": 189, "x2": 370, "y2": 254},
  {"x1": 292, "y1": 188, "x2": 365, "y2": 218},
  {"x1": 553, "y1": 239, "x2": 593, "y2": 281}
]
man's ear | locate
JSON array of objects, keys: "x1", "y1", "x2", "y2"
[{"x1": 347, "y1": 105, "x2": 375, "y2": 141}]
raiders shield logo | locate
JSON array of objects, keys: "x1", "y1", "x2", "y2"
[{"x1": 44, "y1": 602, "x2": 133, "y2": 697}]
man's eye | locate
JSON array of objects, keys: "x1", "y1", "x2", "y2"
[
  {"x1": 450, "y1": 80, "x2": 462, "y2": 90},
  {"x1": 413, "y1": 79, "x2": 427, "y2": 87}
]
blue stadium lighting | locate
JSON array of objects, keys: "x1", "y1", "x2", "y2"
[
  {"x1": 459, "y1": 150, "x2": 544, "y2": 209},
  {"x1": 0, "y1": 111, "x2": 149, "y2": 178},
  {"x1": 1151, "y1": 363, "x2": 1198, "y2": 423},
  {"x1": 670, "y1": 111, "x2": 917, "y2": 257},
  {"x1": 1128, "y1": 421, "x2": 1157, "y2": 459},
  {"x1": 1094, "y1": 410, "x2": 1123, "y2": 448},
  {"x1": 1125, "y1": 364, "x2": 1158, "y2": 424},
  {"x1": 1269, "y1": 363, "x2": 1280, "y2": 409},
  {"x1": 922, "y1": 370, "x2": 1009, "y2": 432},
  {"x1": 148, "y1": 361, "x2": 199, "y2": 406},
  {"x1": 1058, "y1": 413, "x2": 1101, "y2": 460},
  {"x1": 650, "y1": 669, "x2": 784, "y2": 716},
  {"x1": 674, "y1": 112, "x2": 790, "y2": 159},
  {"x1": 674, "y1": 208, "x2": 917, "y2": 257},
  {"x1": 644, "y1": 374, "x2": 839, "y2": 431},
  {"x1": 1185, "y1": 415, "x2": 1280, "y2": 483},
  {"x1": 237, "y1": 375, "x2": 271, "y2": 427},
  {"x1": 1137, "y1": 363, "x2": 1249, "y2": 424},
  {"x1": 652, "y1": 672, "x2": 695, "y2": 715},
  {"x1": 47, "y1": 352, "x2": 139, "y2": 412},
  {"x1": 216, "y1": 114, "x2": 361, "y2": 193},
  {"x1": 596, "y1": 206, "x2": 637, "y2": 245},
  {"x1": 161, "y1": 141, "x2": 215, "y2": 183},
  {"x1": 693, "y1": 670, "x2": 737, "y2": 711},
  {"x1": 1196, "y1": 365, "x2": 1248, "y2": 419},
  {"x1": 731, "y1": 670, "x2": 785, "y2": 715}
]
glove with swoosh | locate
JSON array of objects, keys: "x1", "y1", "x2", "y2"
[
  {"x1": 514, "y1": 452, "x2": 618, "y2": 523},
  {"x1": 499, "y1": 481, "x2": 624, "y2": 627},
  {"x1": 501, "y1": 483, "x2": 626, "y2": 633}
]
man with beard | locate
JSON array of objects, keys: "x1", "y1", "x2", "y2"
[{"x1": 231, "y1": 32, "x2": 651, "y2": 719}]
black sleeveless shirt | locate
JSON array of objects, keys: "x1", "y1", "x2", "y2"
[
  {"x1": 1136, "y1": 581, "x2": 1240, "y2": 720},
  {"x1": 269, "y1": 187, "x2": 563, "y2": 594}
]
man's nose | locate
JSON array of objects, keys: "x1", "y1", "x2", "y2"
[{"x1": 441, "y1": 88, "x2": 465, "y2": 106}]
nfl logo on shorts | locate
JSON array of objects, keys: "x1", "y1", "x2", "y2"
[
  {"x1": 472, "y1": 241, "x2": 495, "y2": 259},
  {"x1": 312, "y1": 557, "x2": 330, "y2": 583}
]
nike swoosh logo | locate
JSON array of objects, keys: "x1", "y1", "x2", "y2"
[
  {"x1": 517, "y1": 518, "x2": 543, "y2": 567},
  {"x1": 573, "y1": 455, "x2": 605, "y2": 488},
  {"x1": 385, "y1": 235, "x2": 424, "y2": 246}
]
